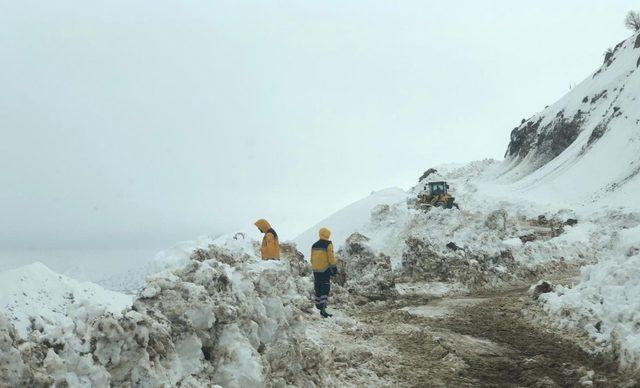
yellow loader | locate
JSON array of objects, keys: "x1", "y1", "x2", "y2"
[{"x1": 417, "y1": 181, "x2": 459, "y2": 210}]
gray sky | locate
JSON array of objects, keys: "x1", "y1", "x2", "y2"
[{"x1": 0, "y1": 0, "x2": 636, "y2": 249}]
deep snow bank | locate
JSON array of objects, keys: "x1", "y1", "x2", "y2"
[
  {"x1": 338, "y1": 204, "x2": 595, "y2": 298},
  {"x1": 0, "y1": 236, "x2": 339, "y2": 387},
  {"x1": 536, "y1": 214, "x2": 640, "y2": 370},
  {"x1": 324, "y1": 161, "x2": 604, "y2": 298},
  {"x1": 0, "y1": 262, "x2": 133, "y2": 336},
  {"x1": 289, "y1": 160, "x2": 598, "y2": 299}
]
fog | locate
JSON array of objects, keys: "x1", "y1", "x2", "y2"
[{"x1": 0, "y1": 1, "x2": 635, "y2": 270}]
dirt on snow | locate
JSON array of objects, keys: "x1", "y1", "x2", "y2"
[{"x1": 331, "y1": 288, "x2": 637, "y2": 387}]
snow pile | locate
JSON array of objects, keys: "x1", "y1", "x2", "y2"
[
  {"x1": 294, "y1": 187, "x2": 407, "y2": 252},
  {"x1": 536, "y1": 216, "x2": 640, "y2": 370},
  {"x1": 335, "y1": 196, "x2": 602, "y2": 295},
  {"x1": 336, "y1": 233, "x2": 396, "y2": 299},
  {"x1": 152, "y1": 235, "x2": 219, "y2": 273},
  {"x1": 411, "y1": 160, "x2": 500, "y2": 195},
  {"x1": 0, "y1": 235, "x2": 340, "y2": 387},
  {"x1": 0, "y1": 314, "x2": 28, "y2": 387},
  {"x1": 0, "y1": 262, "x2": 133, "y2": 336},
  {"x1": 295, "y1": 159, "x2": 613, "y2": 296}
]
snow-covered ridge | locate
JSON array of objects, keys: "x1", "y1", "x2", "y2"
[
  {"x1": 0, "y1": 262, "x2": 132, "y2": 336},
  {"x1": 497, "y1": 31, "x2": 640, "y2": 208},
  {"x1": 535, "y1": 214, "x2": 640, "y2": 370}
]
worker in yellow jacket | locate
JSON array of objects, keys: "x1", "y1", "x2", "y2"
[
  {"x1": 310, "y1": 227, "x2": 338, "y2": 318},
  {"x1": 254, "y1": 219, "x2": 280, "y2": 260}
]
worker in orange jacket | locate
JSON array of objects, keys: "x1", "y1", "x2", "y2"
[
  {"x1": 310, "y1": 227, "x2": 338, "y2": 318},
  {"x1": 254, "y1": 219, "x2": 280, "y2": 260}
]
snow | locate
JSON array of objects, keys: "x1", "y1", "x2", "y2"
[
  {"x1": 0, "y1": 246, "x2": 172, "y2": 294},
  {"x1": 213, "y1": 324, "x2": 264, "y2": 387},
  {"x1": 401, "y1": 298, "x2": 484, "y2": 318},
  {"x1": 0, "y1": 29, "x2": 638, "y2": 384},
  {"x1": 294, "y1": 187, "x2": 407, "y2": 250},
  {"x1": 537, "y1": 222, "x2": 640, "y2": 369},
  {"x1": 395, "y1": 281, "x2": 467, "y2": 298},
  {"x1": 313, "y1": 136, "x2": 640, "y2": 372},
  {"x1": 152, "y1": 235, "x2": 218, "y2": 273},
  {"x1": 494, "y1": 32, "x2": 640, "y2": 211},
  {"x1": 0, "y1": 232, "x2": 390, "y2": 386},
  {"x1": 471, "y1": 31, "x2": 640, "y2": 371},
  {"x1": 0, "y1": 262, "x2": 132, "y2": 336}
]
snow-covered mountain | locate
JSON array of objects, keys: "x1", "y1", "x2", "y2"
[{"x1": 496, "y1": 31, "x2": 640, "y2": 208}]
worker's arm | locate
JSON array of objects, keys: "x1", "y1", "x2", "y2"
[
  {"x1": 327, "y1": 243, "x2": 337, "y2": 266},
  {"x1": 327, "y1": 243, "x2": 338, "y2": 275},
  {"x1": 260, "y1": 235, "x2": 268, "y2": 258}
]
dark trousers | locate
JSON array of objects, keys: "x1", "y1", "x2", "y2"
[{"x1": 313, "y1": 270, "x2": 331, "y2": 310}]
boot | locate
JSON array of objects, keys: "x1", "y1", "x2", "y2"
[{"x1": 320, "y1": 308, "x2": 333, "y2": 318}]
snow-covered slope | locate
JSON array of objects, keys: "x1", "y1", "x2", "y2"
[
  {"x1": 496, "y1": 32, "x2": 640, "y2": 209},
  {"x1": 0, "y1": 262, "x2": 132, "y2": 336},
  {"x1": 491, "y1": 31, "x2": 640, "y2": 371},
  {"x1": 294, "y1": 187, "x2": 407, "y2": 250}
]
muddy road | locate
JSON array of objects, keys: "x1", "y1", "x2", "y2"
[{"x1": 351, "y1": 288, "x2": 635, "y2": 387}]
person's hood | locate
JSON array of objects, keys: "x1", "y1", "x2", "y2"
[
  {"x1": 319, "y1": 227, "x2": 331, "y2": 240},
  {"x1": 254, "y1": 219, "x2": 271, "y2": 233}
]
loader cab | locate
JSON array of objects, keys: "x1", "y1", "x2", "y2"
[{"x1": 427, "y1": 181, "x2": 449, "y2": 196}]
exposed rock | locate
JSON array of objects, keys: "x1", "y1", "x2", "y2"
[
  {"x1": 603, "y1": 49, "x2": 614, "y2": 66},
  {"x1": 418, "y1": 168, "x2": 438, "y2": 182},
  {"x1": 565, "y1": 218, "x2": 578, "y2": 226},
  {"x1": 529, "y1": 280, "x2": 554, "y2": 300},
  {"x1": 505, "y1": 118, "x2": 542, "y2": 160},
  {"x1": 446, "y1": 242, "x2": 460, "y2": 251},
  {"x1": 591, "y1": 90, "x2": 607, "y2": 104},
  {"x1": 520, "y1": 234, "x2": 537, "y2": 244},
  {"x1": 534, "y1": 376, "x2": 561, "y2": 388},
  {"x1": 505, "y1": 111, "x2": 584, "y2": 174}
]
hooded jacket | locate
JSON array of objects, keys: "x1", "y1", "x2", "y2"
[
  {"x1": 255, "y1": 219, "x2": 280, "y2": 260},
  {"x1": 310, "y1": 227, "x2": 338, "y2": 272}
]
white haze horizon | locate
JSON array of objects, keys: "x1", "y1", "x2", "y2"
[{"x1": 1, "y1": 0, "x2": 637, "y2": 277}]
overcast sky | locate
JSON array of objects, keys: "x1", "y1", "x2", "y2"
[{"x1": 0, "y1": 0, "x2": 636, "y2": 250}]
